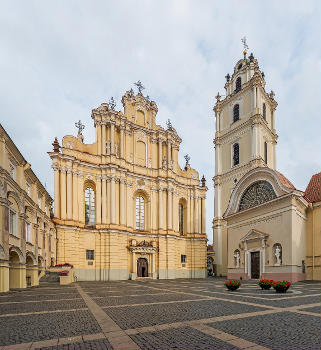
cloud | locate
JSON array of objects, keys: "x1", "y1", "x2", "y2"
[{"x1": 0, "y1": 0, "x2": 320, "y2": 243}]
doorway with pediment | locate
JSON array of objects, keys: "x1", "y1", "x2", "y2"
[{"x1": 137, "y1": 258, "x2": 148, "y2": 277}]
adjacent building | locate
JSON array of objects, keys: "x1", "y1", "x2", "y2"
[
  {"x1": 49, "y1": 89, "x2": 207, "y2": 281},
  {"x1": 212, "y1": 51, "x2": 320, "y2": 282},
  {"x1": 0, "y1": 124, "x2": 56, "y2": 292}
]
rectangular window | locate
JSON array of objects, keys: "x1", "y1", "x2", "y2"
[
  {"x1": 264, "y1": 142, "x2": 268, "y2": 164},
  {"x1": 86, "y1": 250, "x2": 94, "y2": 260},
  {"x1": 26, "y1": 222, "x2": 32, "y2": 242},
  {"x1": 181, "y1": 254, "x2": 187, "y2": 263},
  {"x1": 179, "y1": 204, "x2": 184, "y2": 235},
  {"x1": 9, "y1": 209, "x2": 17, "y2": 236}
]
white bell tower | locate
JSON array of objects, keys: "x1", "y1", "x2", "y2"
[{"x1": 213, "y1": 47, "x2": 278, "y2": 276}]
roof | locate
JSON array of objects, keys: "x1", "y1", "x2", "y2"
[
  {"x1": 275, "y1": 170, "x2": 296, "y2": 190},
  {"x1": 304, "y1": 172, "x2": 321, "y2": 203}
]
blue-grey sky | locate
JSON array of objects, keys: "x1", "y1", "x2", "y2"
[{"x1": 1, "y1": 1, "x2": 320, "y2": 243}]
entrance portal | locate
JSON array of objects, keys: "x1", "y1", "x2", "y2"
[
  {"x1": 251, "y1": 251, "x2": 260, "y2": 279},
  {"x1": 137, "y1": 258, "x2": 148, "y2": 277}
]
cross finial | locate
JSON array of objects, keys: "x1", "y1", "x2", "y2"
[
  {"x1": 184, "y1": 154, "x2": 190, "y2": 164},
  {"x1": 241, "y1": 37, "x2": 249, "y2": 58},
  {"x1": 75, "y1": 120, "x2": 85, "y2": 135},
  {"x1": 134, "y1": 80, "x2": 145, "y2": 94},
  {"x1": 241, "y1": 36, "x2": 249, "y2": 50},
  {"x1": 109, "y1": 97, "x2": 116, "y2": 110},
  {"x1": 215, "y1": 92, "x2": 221, "y2": 102}
]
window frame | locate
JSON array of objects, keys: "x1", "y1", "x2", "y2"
[
  {"x1": 263, "y1": 103, "x2": 266, "y2": 120},
  {"x1": 233, "y1": 104, "x2": 240, "y2": 123},
  {"x1": 26, "y1": 220, "x2": 32, "y2": 243},
  {"x1": 136, "y1": 195, "x2": 145, "y2": 231},
  {"x1": 235, "y1": 77, "x2": 242, "y2": 92},
  {"x1": 232, "y1": 143, "x2": 240, "y2": 167},
  {"x1": 84, "y1": 183, "x2": 96, "y2": 226},
  {"x1": 179, "y1": 203, "x2": 184, "y2": 235},
  {"x1": 181, "y1": 254, "x2": 187, "y2": 263},
  {"x1": 86, "y1": 249, "x2": 95, "y2": 260},
  {"x1": 9, "y1": 209, "x2": 18, "y2": 237},
  {"x1": 264, "y1": 141, "x2": 268, "y2": 164}
]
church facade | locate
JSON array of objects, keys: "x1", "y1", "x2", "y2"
[
  {"x1": 49, "y1": 88, "x2": 207, "y2": 281},
  {"x1": 213, "y1": 52, "x2": 320, "y2": 282}
]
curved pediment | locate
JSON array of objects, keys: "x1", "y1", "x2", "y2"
[{"x1": 224, "y1": 167, "x2": 295, "y2": 217}]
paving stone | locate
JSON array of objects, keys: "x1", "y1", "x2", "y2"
[
  {"x1": 34, "y1": 338, "x2": 113, "y2": 350},
  {"x1": 0, "y1": 310, "x2": 101, "y2": 346},
  {"x1": 208, "y1": 311, "x2": 321, "y2": 350},
  {"x1": 130, "y1": 326, "x2": 241, "y2": 350}
]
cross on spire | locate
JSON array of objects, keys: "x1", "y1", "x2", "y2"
[
  {"x1": 241, "y1": 36, "x2": 249, "y2": 50},
  {"x1": 109, "y1": 97, "x2": 116, "y2": 110},
  {"x1": 75, "y1": 120, "x2": 85, "y2": 135},
  {"x1": 134, "y1": 80, "x2": 145, "y2": 94}
]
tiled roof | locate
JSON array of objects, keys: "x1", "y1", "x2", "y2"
[
  {"x1": 304, "y1": 172, "x2": 321, "y2": 203},
  {"x1": 275, "y1": 170, "x2": 296, "y2": 190}
]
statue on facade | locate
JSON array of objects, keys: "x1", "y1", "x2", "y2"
[
  {"x1": 234, "y1": 251, "x2": 240, "y2": 268},
  {"x1": 106, "y1": 141, "x2": 111, "y2": 155},
  {"x1": 134, "y1": 80, "x2": 145, "y2": 94},
  {"x1": 275, "y1": 245, "x2": 281, "y2": 265},
  {"x1": 75, "y1": 120, "x2": 85, "y2": 143},
  {"x1": 108, "y1": 97, "x2": 116, "y2": 110}
]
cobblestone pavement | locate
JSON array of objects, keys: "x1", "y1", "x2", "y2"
[{"x1": 0, "y1": 279, "x2": 320, "y2": 350}]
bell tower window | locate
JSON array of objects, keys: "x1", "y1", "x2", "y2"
[
  {"x1": 235, "y1": 77, "x2": 241, "y2": 93},
  {"x1": 233, "y1": 104, "x2": 240, "y2": 123},
  {"x1": 263, "y1": 103, "x2": 266, "y2": 120},
  {"x1": 233, "y1": 143, "x2": 240, "y2": 166},
  {"x1": 264, "y1": 142, "x2": 268, "y2": 164}
]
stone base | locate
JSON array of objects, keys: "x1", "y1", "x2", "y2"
[
  {"x1": 0, "y1": 264, "x2": 9, "y2": 292},
  {"x1": 9, "y1": 265, "x2": 26, "y2": 289},
  {"x1": 130, "y1": 272, "x2": 137, "y2": 280},
  {"x1": 261, "y1": 272, "x2": 306, "y2": 283}
]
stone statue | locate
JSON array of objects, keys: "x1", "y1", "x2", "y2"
[
  {"x1": 162, "y1": 156, "x2": 167, "y2": 169},
  {"x1": 275, "y1": 246, "x2": 281, "y2": 265},
  {"x1": 234, "y1": 251, "x2": 240, "y2": 268},
  {"x1": 106, "y1": 141, "x2": 111, "y2": 155}
]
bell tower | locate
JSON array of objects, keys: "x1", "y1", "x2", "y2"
[{"x1": 213, "y1": 48, "x2": 278, "y2": 276}]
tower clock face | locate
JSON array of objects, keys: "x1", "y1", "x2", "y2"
[{"x1": 239, "y1": 181, "x2": 276, "y2": 211}]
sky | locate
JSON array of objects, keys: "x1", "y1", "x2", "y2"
[{"x1": 0, "y1": 0, "x2": 320, "y2": 243}]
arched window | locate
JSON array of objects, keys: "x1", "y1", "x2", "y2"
[
  {"x1": 179, "y1": 203, "x2": 184, "y2": 235},
  {"x1": 235, "y1": 77, "x2": 241, "y2": 92},
  {"x1": 239, "y1": 181, "x2": 276, "y2": 211},
  {"x1": 233, "y1": 104, "x2": 239, "y2": 122},
  {"x1": 233, "y1": 143, "x2": 239, "y2": 166},
  {"x1": 84, "y1": 184, "x2": 95, "y2": 226},
  {"x1": 136, "y1": 196, "x2": 145, "y2": 231},
  {"x1": 263, "y1": 103, "x2": 266, "y2": 120}
]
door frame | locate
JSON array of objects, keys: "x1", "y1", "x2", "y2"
[
  {"x1": 245, "y1": 248, "x2": 265, "y2": 279},
  {"x1": 250, "y1": 251, "x2": 260, "y2": 279},
  {"x1": 137, "y1": 257, "x2": 149, "y2": 277}
]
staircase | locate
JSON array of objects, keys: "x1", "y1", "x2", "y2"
[{"x1": 39, "y1": 270, "x2": 60, "y2": 283}]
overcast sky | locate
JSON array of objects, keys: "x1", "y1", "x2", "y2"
[{"x1": 1, "y1": 1, "x2": 320, "y2": 243}]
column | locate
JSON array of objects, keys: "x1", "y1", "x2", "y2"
[
  {"x1": 126, "y1": 184, "x2": 132, "y2": 228},
  {"x1": 110, "y1": 177, "x2": 115, "y2": 224},
  {"x1": 187, "y1": 195, "x2": 191, "y2": 234},
  {"x1": 215, "y1": 144, "x2": 221, "y2": 175},
  {"x1": 120, "y1": 127, "x2": 124, "y2": 158},
  {"x1": 201, "y1": 197, "x2": 206, "y2": 234},
  {"x1": 167, "y1": 142, "x2": 171, "y2": 167},
  {"x1": 271, "y1": 109, "x2": 275, "y2": 130},
  {"x1": 132, "y1": 252, "x2": 136, "y2": 274},
  {"x1": 72, "y1": 172, "x2": 78, "y2": 222},
  {"x1": 66, "y1": 169, "x2": 72, "y2": 220},
  {"x1": 120, "y1": 179, "x2": 125, "y2": 225},
  {"x1": 97, "y1": 122, "x2": 102, "y2": 155},
  {"x1": 96, "y1": 176, "x2": 102, "y2": 224},
  {"x1": 158, "y1": 140, "x2": 162, "y2": 168},
  {"x1": 102, "y1": 124, "x2": 106, "y2": 155},
  {"x1": 60, "y1": 169, "x2": 66, "y2": 220},
  {"x1": 158, "y1": 189, "x2": 163, "y2": 229},
  {"x1": 253, "y1": 86, "x2": 257, "y2": 109},
  {"x1": 53, "y1": 166, "x2": 60, "y2": 218},
  {"x1": 107, "y1": 179, "x2": 111, "y2": 224},
  {"x1": 102, "y1": 177, "x2": 107, "y2": 224},
  {"x1": 78, "y1": 173, "x2": 84, "y2": 223},
  {"x1": 167, "y1": 189, "x2": 172, "y2": 230},
  {"x1": 151, "y1": 253, "x2": 155, "y2": 276},
  {"x1": 194, "y1": 196, "x2": 199, "y2": 233},
  {"x1": 110, "y1": 124, "x2": 115, "y2": 155}
]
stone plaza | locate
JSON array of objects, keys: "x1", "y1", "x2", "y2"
[{"x1": 0, "y1": 279, "x2": 320, "y2": 350}]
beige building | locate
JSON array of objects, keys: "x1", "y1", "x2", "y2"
[
  {"x1": 0, "y1": 124, "x2": 56, "y2": 292},
  {"x1": 213, "y1": 51, "x2": 320, "y2": 282},
  {"x1": 49, "y1": 87, "x2": 207, "y2": 281}
]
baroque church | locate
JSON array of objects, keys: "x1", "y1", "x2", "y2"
[
  {"x1": 48, "y1": 86, "x2": 207, "y2": 281},
  {"x1": 213, "y1": 50, "x2": 320, "y2": 282}
]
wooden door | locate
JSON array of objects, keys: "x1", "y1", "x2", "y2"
[
  {"x1": 137, "y1": 258, "x2": 148, "y2": 277},
  {"x1": 251, "y1": 251, "x2": 260, "y2": 279}
]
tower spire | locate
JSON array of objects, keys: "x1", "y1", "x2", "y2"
[{"x1": 241, "y1": 36, "x2": 249, "y2": 59}]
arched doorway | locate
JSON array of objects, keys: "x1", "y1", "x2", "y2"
[
  {"x1": 26, "y1": 253, "x2": 39, "y2": 287},
  {"x1": 9, "y1": 249, "x2": 25, "y2": 289},
  {"x1": 137, "y1": 258, "x2": 148, "y2": 277}
]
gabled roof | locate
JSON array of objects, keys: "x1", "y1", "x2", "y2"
[
  {"x1": 304, "y1": 172, "x2": 321, "y2": 203},
  {"x1": 275, "y1": 170, "x2": 296, "y2": 190}
]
